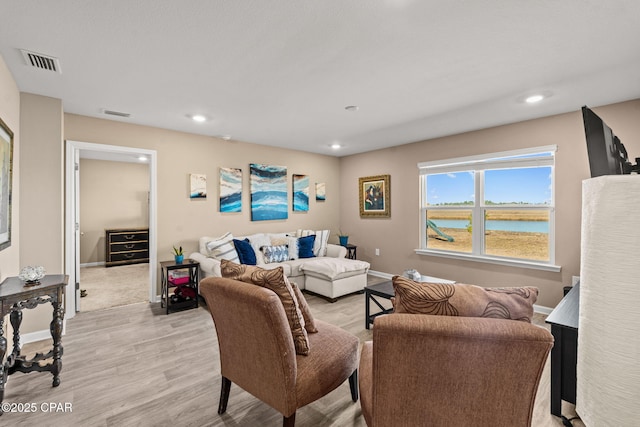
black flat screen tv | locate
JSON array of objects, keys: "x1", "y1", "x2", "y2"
[{"x1": 582, "y1": 106, "x2": 628, "y2": 177}]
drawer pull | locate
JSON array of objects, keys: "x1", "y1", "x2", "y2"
[
  {"x1": 124, "y1": 235, "x2": 135, "y2": 240},
  {"x1": 124, "y1": 244, "x2": 135, "y2": 249},
  {"x1": 124, "y1": 253, "x2": 135, "y2": 258}
]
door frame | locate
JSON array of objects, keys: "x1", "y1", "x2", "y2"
[{"x1": 64, "y1": 140, "x2": 158, "y2": 318}]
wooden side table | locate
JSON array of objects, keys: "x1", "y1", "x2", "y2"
[
  {"x1": 345, "y1": 244, "x2": 357, "y2": 260},
  {"x1": 160, "y1": 259, "x2": 199, "y2": 314},
  {"x1": 0, "y1": 274, "x2": 68, "y2": 410}
]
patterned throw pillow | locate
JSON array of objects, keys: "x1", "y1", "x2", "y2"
[
  {"x1": 221, "y1": 260, "x2": 310, "y2": 355},
  {"x1": 205, "y1": 232, "x2": 240, "y2": 263},
  {"x1": 290, "y1": 282, "x2": 318, "y2": 333},
  {"x1": 392, "y1": 275, "x2": 538, "y2": 323},
  {"x1": 261, "y1": 245, "x2": 289, "y2": 263}
]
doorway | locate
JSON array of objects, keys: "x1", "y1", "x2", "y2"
[{"x1": 65, "y1": 140, "x2": 158, "y2": 318}]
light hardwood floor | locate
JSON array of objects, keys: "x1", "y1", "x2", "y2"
[{"x1": 5, "y1": 276, "x2": 584, "y2": 426}]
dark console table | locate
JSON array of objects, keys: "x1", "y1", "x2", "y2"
[
  {"x1": 545, "y1": 283, "x2": 580, "y2": 417},
  {"x1": 0, "y1": 274, "x2": 68, "y2": 410}
]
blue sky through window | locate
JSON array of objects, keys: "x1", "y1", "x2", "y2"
[{"x1": 427, "y1": 167, "x2": 552, "y2": 205}]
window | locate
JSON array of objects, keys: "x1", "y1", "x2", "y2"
[{"x1": 418, "y1": 146, "x2": 558, "y2": 271}]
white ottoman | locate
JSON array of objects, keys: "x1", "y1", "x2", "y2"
[{"x1": 300, "y1": 258, "x2": 370, "y2": 302}]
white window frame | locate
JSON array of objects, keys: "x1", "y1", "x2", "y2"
[{"x1": 416, "y1": 145, "x2": 561, "y2": 272}]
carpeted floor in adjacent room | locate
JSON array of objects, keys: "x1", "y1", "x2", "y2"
[{"x1": 79, "y1": 263, "x2": 149, "y2": 312}]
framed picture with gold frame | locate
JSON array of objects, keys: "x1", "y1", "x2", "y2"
[
  {"x1": 0, "y1": 116, "x2": 13, "y2": 251},
  {"x1": 359, "y1": 174, "x2": 390, "y2": 218}
]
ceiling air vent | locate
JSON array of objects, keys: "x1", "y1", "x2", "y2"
[
  {"x1": 20, "y1": 49, "x2": 61, "y2": 73},
  {"x1": 102, "y1": 109, "x2": 131, "y2": 118}
]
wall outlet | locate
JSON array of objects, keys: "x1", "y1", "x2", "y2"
[
  {"x1": 572, "y1": 275, "x2": 580, "y2": 286},
  {"x1": 375, "y1": 248, "x2": 380, "y2": 256}
]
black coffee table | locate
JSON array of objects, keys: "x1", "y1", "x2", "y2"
[{"x1": 364, "y1": 281, "x2": 394, "y2": 329}]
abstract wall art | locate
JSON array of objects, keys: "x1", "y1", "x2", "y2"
[
  {"x1": 315, "y1": 182, "x2": 326, "y2": 201},
  {"x1": 190, "y1": 173, "x2": 206, "y2": 198},
  {"x1": 250, "y1": 163, "x2": 288, "y2": 221},
  {"x1": 292, "y1": 174, "x2": 309, "y2": 212},
  {"x1": 219, "y1": 167, "x2": 242, "y2": 212}
]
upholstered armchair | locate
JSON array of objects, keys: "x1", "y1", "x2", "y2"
[
  {"x1": 200, "y1": 276, "x2": 359, "y2": 427},
  {"x1": 359, "y1": 314, "x2": 553, "y2": 427}
]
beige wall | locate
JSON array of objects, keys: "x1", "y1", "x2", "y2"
[
  {"x1": 65, "y1": 113, "x2": 342, "y2": 271},
  {"x1": 80, "y1": 159, "x2": 149, "y2": 264},
  {"x1": 340, "y1": 99, "x2": 640, "y2": 308},
  {"x1": 18, "y1": 93, "x2": 64, "y2": 333}
]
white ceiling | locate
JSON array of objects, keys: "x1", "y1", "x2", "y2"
[{"x1": 1, "y1": 1, "x2": 639, "y2": 157}]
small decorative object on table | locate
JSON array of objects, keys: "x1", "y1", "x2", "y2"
[
  {"x1": 338, "y1": 231, "x2": 349, "y2": 246},
  {"x1": 18, "y1": 265, "x2": 46, "y2": 286},
  {"x1": 173, "y1": 245, "x2": 184, "y2": 264},
  {"x1": 402, "y1": 269, "x2": 421, "y2": 282}
]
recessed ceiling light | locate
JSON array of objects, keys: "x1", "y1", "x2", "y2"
[
  {"x1": 190, "y1": 114, "x2": 207, "y2": 122},
  {"x1": 220, "y1": 135, "x2": 232, "y2": 141},
  {"x1": 525, "y1": 94, "x2": 544, "y2": 104},
  {"x1": 138, "y1": 156, "x2": 148, "y2": 162},
  {"x1": 331, "y1": 143, "x2": 341, "y2": 149},
  {"x1": 344, "y1": 105, "x2": 359, "y2": 112}
]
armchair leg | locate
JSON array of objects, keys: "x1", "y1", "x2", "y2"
[
  {"x1": 348, "y1": 369, "x2": 359, "y2": 402},
  {"x1": 218, "y1": 376, "x2": 232, "y2": 414},
  {"x1": 283, "y1": 412, "x2": 296, "y2": 427}
]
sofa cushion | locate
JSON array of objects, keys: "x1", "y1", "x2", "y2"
[
  {"x1": 298, "y1": 235, "x2": 316, "y2": 259},
  {"x1": 221, "y1": 259, "x2": 310, "y2": 355},
  {"x1": 391, "y1": 275, "x2": 538, "y2": 323},
  {"x1": 301, "y1": 258, "x2": 370, "y2": 280},
  {"x1": 233, "y1": 238, "x2": 257, "y2": 265},
  {"x1": 261, "y1": 244, "x2": 289, "y2": 263},
  {"x1": 205, "y1": 232, "x2": 240, "y2": 263}
]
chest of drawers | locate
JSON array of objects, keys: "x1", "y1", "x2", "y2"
[{"x1": 105, "y1": 228, "x2": 149, "y2": 267}]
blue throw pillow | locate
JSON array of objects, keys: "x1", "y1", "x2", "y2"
[
  {"x1": 233, "y1": 238, "x2": 257, "y2": 265},
  {"x1": 298, "y1": 235, "x2": 316, "y2": 259}
]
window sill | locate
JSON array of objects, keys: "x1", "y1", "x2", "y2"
[{"x1": 414, "y1": 249, "x2": 561, "y2": 272}]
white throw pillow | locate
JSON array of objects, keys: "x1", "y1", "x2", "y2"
[
  {"x1": 287, "y1": 236, "x2": 299, "y2": 260},
  {"x1": 205, "y1": 232, "x2": 240, "y2": 263},
  {"x1": 313, "y1": 229, "x2": 330, "y2": 257}
]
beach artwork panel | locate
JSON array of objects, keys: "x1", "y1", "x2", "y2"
[
  {"x1": 292, "y1": 174, "x2": 309, "y2": 212},
  {"x1": 220, "y1": 167, "x2": 242, "y2": 212},
  {"x1": 190, "y1": 173, "x2": 207, "y2": 199},
  {"x1": 315, "y1": 182, "x2": 326, "y2": 201},
  {"x1": 250, "y1": 163, "x2": 288, "y2": 221}
]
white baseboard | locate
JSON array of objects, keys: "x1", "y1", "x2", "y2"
[
  {"x1": 80, "y1": 261, "x2": 105, "y2": 268},
  {"x1": 369, "y1": 270, "x2": 553, "y2": 315},
  {"x1": 20, "y1": 320, "x2": 67, "y2": 345}
]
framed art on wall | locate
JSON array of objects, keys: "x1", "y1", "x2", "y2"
[
  {"x1": 359, "y1": 174, "x2": 390, "y2": 218},
  {"x1": 0, "y1": 117, "x2": 13, "y2": 251},
  {"x1": 190, "y1": 173, "x2": 206, "y2": 198},
  {"x1": 250, "y1": 163, "x2": 288, "y2": 221},
  {"x1": 219, "y1": 167, "x2": 242, "y2": 212},
  {"x1": 315, "y1": 182, "x2": 326, "y2": 201},
  {"x1": 292, "y1": 174, "x2": 309, "y2": 212}
]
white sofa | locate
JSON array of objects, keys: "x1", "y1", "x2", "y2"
[{"x1": 190, "y1": 231, "x2": 370, "y2": 300}]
